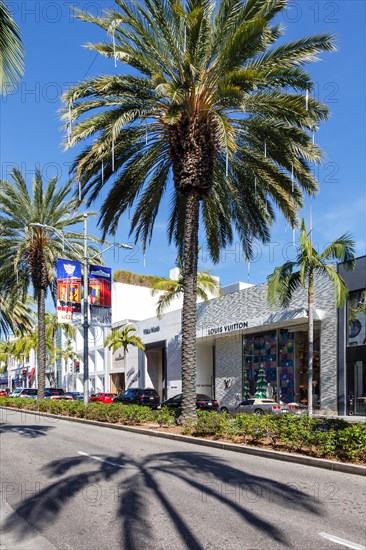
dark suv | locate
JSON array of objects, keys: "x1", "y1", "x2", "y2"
[{"x1": 113, "y1": 388, "x2": 160, "y2": 409}]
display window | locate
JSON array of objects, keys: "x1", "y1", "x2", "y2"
[{"x1": 243, "y1": 326, "x2": 320, "y2": 406}]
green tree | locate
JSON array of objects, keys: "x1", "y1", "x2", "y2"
[
  {"x1": 0, "y1": 286, "x2": 34, "y2": 337},
  {"x1": 267, "y1": 219, "x2": 355, "y2": 415},
  {"x1": 0, "y1": 0, "x2": 24, "y2": 94},
  {"x1": 46, "y1": 312, "x2": 75, "y2": 386},
  {"x1": 254, "y1": 365, "x2": 267, "y2": 398},
  {"x1": 63, "y1": 0, "x2": 335, "y2": 420},
  {"x1": 152, "y1": 269, "x2": 220, "y2": 319},
  {"x1": 104, "y1": 325, "x2": 145, "y2": 355},
  {"x1": 0, "y1": 168, "x2": 101, "y2": 399},
  {"x1": 52, "y1": 339, "x2": 80, "y2": 392}
]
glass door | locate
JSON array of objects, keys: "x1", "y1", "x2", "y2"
[{"x1": 355, "y1": 361, "x2": 366, "y2": 415}]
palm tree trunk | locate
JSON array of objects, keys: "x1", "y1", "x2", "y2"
[
  {"x1": 37, "y1": 288, "x2": 46, "y2": 400},
  {"x1": 308, "y1": 270, "x2": 314, "y2": 416},
  {"x1": 181, "y1": 191, "x2": 200, "y2": 422}
]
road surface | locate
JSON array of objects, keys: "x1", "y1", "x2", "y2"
[{"x1": 1, "y1": 408, "x2": 365, "y2": 550}]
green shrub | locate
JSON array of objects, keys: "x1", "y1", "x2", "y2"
[
  {"x1": 193, "y1": 411, "x2": 228, "y2": 438},
  {"x1": 277, "y1": 415, "x2": 317, "y2": 451},
  {"x1": 118, "y1": 404, "x2": 154, "y2": 425},
  {"x1": 153, "y1": 407, "x2": 176, "y2": 427},
  {"x1": 337, "y1": 424, "x2": 366, "y2": 462}
]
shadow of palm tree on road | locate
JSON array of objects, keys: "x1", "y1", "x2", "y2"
[
  {"x1": 3, "y1": 449, "x2": 326, "y2": 549},
  {"x1": 0, "y1": 423, "x2": 55, "y2": 438}
]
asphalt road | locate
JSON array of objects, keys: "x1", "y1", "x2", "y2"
[{"x1": 1, "y1": 408, "x2": 365, "y2": 550}]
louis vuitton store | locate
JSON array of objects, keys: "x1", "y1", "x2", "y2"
[{"x1": 123, "y1": 269, "x2": 339, "y2": 413}]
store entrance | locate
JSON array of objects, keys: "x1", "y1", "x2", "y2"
[
  {"x1": 347, "y1": 360, "x2": 366, "y2": 415},
  {"x1": 145, "y1": 341, "x2": 167, "y2": 401}
]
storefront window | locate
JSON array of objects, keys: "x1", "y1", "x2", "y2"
[
  {"x1": 243, "y1": 327, "x2": 320, "y2": 406},
  {"x1": 279, "y1": 330, "x2": 295, "y2": 403},
  {"x1": 243, "y1": 331, "x2": 277, "y2": 399},
  {"x1": 348, "y1": 290, "x2": 366, "y2": 346}
]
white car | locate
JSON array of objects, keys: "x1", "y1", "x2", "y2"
[{"x1": 219, "y1": 398, "x2": 295, "y2": 415}]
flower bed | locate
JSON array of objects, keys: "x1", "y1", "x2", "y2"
[{"x1": 1, "y1": 397, "x2": 365, "y2": 464}]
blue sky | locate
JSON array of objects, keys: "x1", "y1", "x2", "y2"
[{"x1": 1, "y1": 0, "x2": 365, "y2": 290}]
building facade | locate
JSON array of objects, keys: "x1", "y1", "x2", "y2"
[{"x1": 121, "y1": 271, "x2": 340, "y2": 413}]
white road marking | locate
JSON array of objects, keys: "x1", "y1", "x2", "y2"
[
  {"x1": 78, "y1": 451, "x2": 124, "y2": 468},
  {"x1": 319, "y1": 533, "x2": 366, "y2": 550}
]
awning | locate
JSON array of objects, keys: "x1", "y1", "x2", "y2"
[{"x1": 28, "y1": 367, "x2": 35, "y2": 381}]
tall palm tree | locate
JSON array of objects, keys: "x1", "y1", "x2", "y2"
[
  {"x1": 104, "y1": 325, "x2": 145, "y2": 354},
  {"x1": 152, "y1": 269, "x2": 220, "y2": 318},
  {"x1": 267, "y1": 219, "x2": 355, "y2": 415},
  {"x1": 0, "y1": 0, "x2": 24, "y2": 94},
  {"x1": 62, "y1": 0, "x2": 335, "y2": 420},
  {"x1": 0, "y1": 168, "x2": 101, "y2": 399}
]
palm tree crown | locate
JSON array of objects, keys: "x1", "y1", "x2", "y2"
[
  {"x1": 152, "y1": 269, "x2": 220, "y2": 318},
  {"x1": 0, "y1": 168, "x2": 101, "y2": 399},
  {"x1": 0, "y1": 0, "x2": 24, "y2": 94},
  {"x1": 104, "y1": 325, "x2": 145, "y2": 354},
  {"x1": 63, "y1": 0, "x2": 334, "y2": 256}
]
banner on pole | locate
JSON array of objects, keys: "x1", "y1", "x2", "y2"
[
  {"x1": 56, "y1": 259, "x2": 82, "y2": 324},
  {"x1": 89, "y1": 265, "x2": 112, "y2": 326}
]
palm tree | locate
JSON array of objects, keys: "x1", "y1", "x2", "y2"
[
  {"x1": 0, "y1": 0, "x2": 24, "y2": 94},
  {"x1": 267, "y1": 219, "x2": 355, "y2": 415},
  {"x1": 104, "y1": 325, "x2": 145, "y2": 354},
  {"x1": 152, "y1": 269, "x2": 220, "y2": 318},
  {"x1": 51, "y1": 339, "x2": 80, "y2": 392},
  {"x1": 62, "y1": 0, "x2": 335, "y2": 420},
  {"x1": 46, "y1": 312, "x2": 75, "y2": 386},
  {"x1": 0, "y1": 168, "x2": 101, "y2": 399}
]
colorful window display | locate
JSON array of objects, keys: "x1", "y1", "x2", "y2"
[
  {"x1": 243, "y1": 330, "x2": 277, "y2": 398},
  {"x1": 243, "y1": 327, "x2": 320, "y2": 405}
]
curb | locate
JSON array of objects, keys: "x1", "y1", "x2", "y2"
[{"x1": 1, "y1": 407, "x2": 365, "y2": 477}]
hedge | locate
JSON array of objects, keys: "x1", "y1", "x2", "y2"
[{"x1": 1, "y1": 397, "x2": 365, "y2": 463}]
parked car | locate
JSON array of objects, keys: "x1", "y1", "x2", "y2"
[
  {"x1": 89, "y1": 392, "x2": 117, "y2": 404},
  {"x1": 113, "y1": 388, "x2": 160, "y2": 409},
  {"x1": 43, "y1": 388, "x2": 73, "y2": 400},
  {"x1": 219, "y1": 398, "x2": 293, "y2": 415},
  {"x1": 0, "y1": 390, "x2": 8, "y2": 397},
  {"x1": 162, "y1": 393, "x2": 219, "y2": 412},
  {"x1": 9, "y1": 388, "x2": 38, "y2": 398},
  {"x1": 65, "y1": 392, "x2": 83, "y2": 401}
]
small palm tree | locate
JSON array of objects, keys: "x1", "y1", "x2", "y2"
[
  {"x1": 0, "y1": 0, "x2": 24, "y2": 94},
  {"x1": 63, "y1": 0, "x2": 335, "y2": 420},
  {"x1": 46, "y1": 312, "x2": 75, "y2": 386},
  {"x1": 0, "y1": 168, "x2": 101, "y2": 399},
  {"x1": 52, "y1": 339, "x2": 80, "y2": 392},
  {"x1": 267, "y1": 219, "x2": 355, "y2": 415},
  {"x1": 104, "y1": 325, "x2": 145, "y2": 355},
  {"x1": 152, "y1": 269, "x2": 220, "y2": 319}
]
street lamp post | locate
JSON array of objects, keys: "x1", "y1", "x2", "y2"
[
  {"x1": 30, "y1": 220, "x2": 132, "y2": 405},
  {"x1": 83, "y1": 214, "x2": 89, "y2": 406}
]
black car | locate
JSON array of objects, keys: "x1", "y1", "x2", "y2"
[
  {"x1": 43, "y1": 388, "x2": 72, "y2": 400},
  {"x1": 113, "y1": 388, "x2": 160, "y2": 409},
  {"x1": 162, "y1": 393, "x2": 219, "y2": 411}
]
